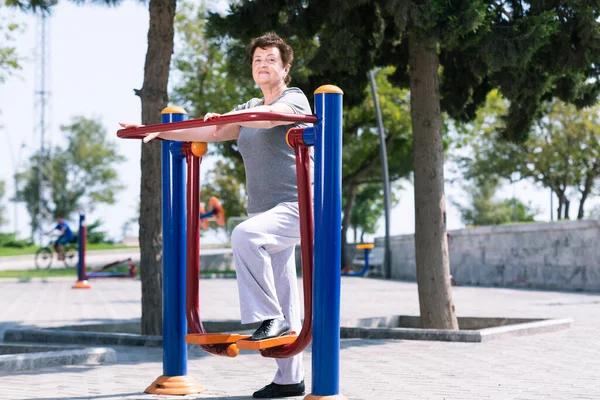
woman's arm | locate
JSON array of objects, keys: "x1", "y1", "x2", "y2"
[
  {"x1": 229, "y1": 103, "x2": 296, "y2": 128},
  {"x1": 207, "y1": 103, "x2": 296, "y2": 140},
  {"x1": 152, "y1": 124, "x2": 241, "y2": 142},
  {"x1": 122, "y1": 101, "x2": 298, "y2": 143},
  {"x1": 119, "y1": 122, "x2": 240, "y2": 143}
]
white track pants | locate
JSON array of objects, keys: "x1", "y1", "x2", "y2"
[{"x1": 231, "y1": 201, "x2": 304, "y2": 385}]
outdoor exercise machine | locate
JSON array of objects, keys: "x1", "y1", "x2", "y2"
[
  {"x1": 342, "y1": 243, "x2": 375, "y2": 277},
  {"x1": 199, "y1": 196, "x2": 225, "y2": 230},
  {"x1": 73, "y1": 213, "x2": 138, "y2": 289},
  {"x1": 117, "y1": 84, "x2": 345, "y2": 399},
  {"x1": 72, "y1": 200, "x2": 223, "y2": 290}
]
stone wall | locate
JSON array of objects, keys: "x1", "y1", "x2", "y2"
[{"x1": 374, "y1": 220, "x2": 600, "y2": 292}]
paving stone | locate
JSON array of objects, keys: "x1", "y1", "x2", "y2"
[{"x1": 0, "y1": 278, "x2": 599, "y2": 399}]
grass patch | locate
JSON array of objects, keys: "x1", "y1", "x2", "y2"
[
  {"x1": 0, "y1": 267, "x2": 79, "y2": 279},
  {"x1": 87, "y1": 244, "x2": 139, "y2": 251},
  {"x1": 0, "y1": 244, "x2": 139, "y2": 257}
]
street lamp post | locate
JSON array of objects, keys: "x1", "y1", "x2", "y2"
[{"x1": 368, "y1": 69, "x2": 392, "y2": 280}]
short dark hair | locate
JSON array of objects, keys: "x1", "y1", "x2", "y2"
[{"x1": 249, "y1": 32, "x2": 294, "y2": 84}]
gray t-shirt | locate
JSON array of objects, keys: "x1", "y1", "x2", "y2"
[{"x1": 234, "y1": 87, "x2": 312, "y2": 214}]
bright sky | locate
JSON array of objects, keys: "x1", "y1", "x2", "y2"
[{"x1": 1, "y1": 1, "x2": 595, "y2": 243}]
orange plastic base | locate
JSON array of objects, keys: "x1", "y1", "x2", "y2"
[
  {"x1": 304, "y1": 394, "x2": 347, "y2": 400},
  {"x1": 236, "y1": 333, "x2": 298, "y2": 350},
  {"x1": 72, "y1": 280, "x2": 91, "y2": 289},
  {"x1": 145, "y1": 375, "x2": 205, "y2": 395}
]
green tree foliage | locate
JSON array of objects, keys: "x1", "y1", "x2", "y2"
[
  {"x1": 341, "y1": 67, "x2": 412, "y2": 262},
  {"x1": 4, "y1": 0, "x2": 56, "y2": 12},
  {"x1": 455, "y1": 176, "x2": 536, "y2": 226},
  {"x1": 14, "y1": 155, "x2": 44, "y2": 238},
  {"x1": 460, "y1": 92, "x2": 600, "y2": 221},
  {"x1": 207, "y1": 1, "x2": 600, "y2": 140},
  {"x1": 7, "y1": 0, "x2": 175, "y2": 336},
  {"x1": 173, "y1": 4, "x2": 413, "y2": 248},
  {"x1": 0, "y1": 180, "x2": 6, "y2": 227},
  {"x1": 206, "y1": 0, "x2": 600, "y2": 330},
  {"x1": 86, "y1": 219, "x2": 113, "y2": 244},
  {"x1": 16, "y1": 117, "x2": 125, "y2": 236},
  {"x1": 529, "y1": 102, "x2": 600, "y2": 220},
  {"x1": 349, "y1": 183, "x2": 400, "y2": 243},
  {"x1": 60, "y1": 117, "x2": 125, "y2": 209},
  {"x1": 0, "y1": 11, "x2": 21, "y2": 84},
  {"x1": 170, "y1": 0, "x2": 255, "y2": 184},
  {"x1": 170, "y1": 0, "x2": 251, "y2": 231}
]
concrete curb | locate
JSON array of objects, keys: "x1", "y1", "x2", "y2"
[
  {"x1": 340, "y1": 316, "x2": 573, "y2": 342},
  {"x1": 4, "y1": 329, "x2": 163, "y2": 347},
  {"x1": 478, "y1": 318, "x2": 574, "y2": 342},
  {"x1": 3, "y1": 320, "x2": 259, "y2": 348},
  {"x1": 0, "y1": 343, "x2": 116, "y2": 372},
  {"x1": 4, "y1": 317, "x2": 572, "y2": 348}
]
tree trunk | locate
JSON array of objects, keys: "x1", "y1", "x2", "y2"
[
  {"x1": 564, "y1": 199, "x2": 570, "y2": 220},
  {"x1": 137, "y1": 0, "x2": 177, "y2": 336},
  {"x1": 556, "y1": 196, "x2": 563, "y2": 220},
  {"x1": 577, "y1": 173, "x2": 593, "y2": 219},
  {"x1": 408, "y1": 32, "x2": 458, "y2": 330},
  {"x1": 577, "y1": 199, "x2": 586, "y2": 220},
  {"x1": 341, "y1": 183, "x2": 357, "y2": 268},
  {"x1": 555, "y1": 187, "x2": 566, "y2": 220}
]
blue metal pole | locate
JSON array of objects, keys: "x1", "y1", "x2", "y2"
[
  {"x1": 312, "y1": 85, "x2": 344, "y2": 396},
  {"x1": 343, "y1": 247, "x2": 372, "y2": 277},
  {"x1": 161, "y1": 108, "x2": 188, "y2": 377},
  {"x1": 77, "y1": 213, "x2": 85, "y2": 281},
  {"x1": 199, "y1": 211, "x2": 215, "y2": 220},
  {"x1": 364, "y1": 248, "x2": 371, "y2": 272}
]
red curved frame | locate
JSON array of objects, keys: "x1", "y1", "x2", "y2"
[
  {"x1": 183, "y1": 127, "x2": 315, "y2": 359},
  {"x1": 117, "y1": 112, "x2": 318, "y2": 140},
  {"x1": 260, "y1": 127, "x2": 314, "y2": 358},
  {"x1": 184, "y1": 144, "x2": 236, "y2": 356}
]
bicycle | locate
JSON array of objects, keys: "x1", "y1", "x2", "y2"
[{"x1": 35, "y1": 234, "x2": 78, "y2": 270}]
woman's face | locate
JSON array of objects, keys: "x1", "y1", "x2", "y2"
[{"x1": 252, "y1": 46, "x2": 290, "y2": 88}]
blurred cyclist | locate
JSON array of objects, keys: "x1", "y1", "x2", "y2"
[{"x1": 51, "y1": 217, "x2": 74, "y2": 260}]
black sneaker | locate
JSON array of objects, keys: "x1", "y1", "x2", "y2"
[
  {"x1": 249, "y1": 318, "x2": 290, "y2": 341},
  {"x1": 253, "y1": 381, "x2": 305, "y2": 398}
]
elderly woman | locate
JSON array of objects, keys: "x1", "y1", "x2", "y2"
[
  {"x1": 216, "y1": 32, "x2": 309, "y2": 400},
  {"x1": 122, "y1": 32, "x2": 310, "y2": 399}
]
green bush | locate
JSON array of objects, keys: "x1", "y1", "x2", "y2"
[
  {"x1": 85, "y1": 220, "x2": 114, "y2": 245},
  {"x1": 0, "y1": 233, "x2": 33, "y2": 248}
]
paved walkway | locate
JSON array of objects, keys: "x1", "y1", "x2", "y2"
[{"x1": 0, "y1": 276, "x2": 599, "y2": 399}]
